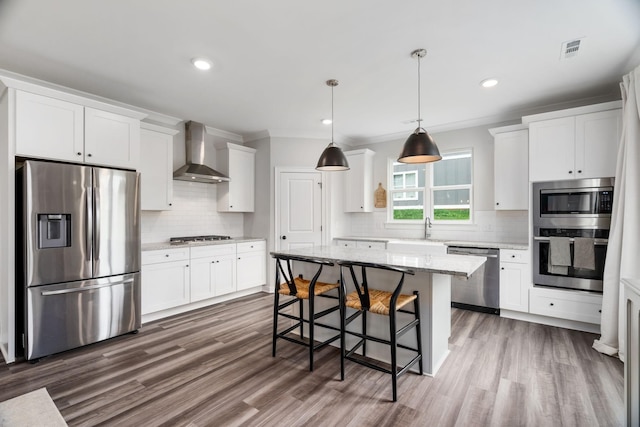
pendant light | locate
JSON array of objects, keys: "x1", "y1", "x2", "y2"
[
  {"x1": 316, "y1": 79, "x2": 350, "y2": 171},
  {"x1": 397, "y1": 49, "x2": 442, "y2": 164}
]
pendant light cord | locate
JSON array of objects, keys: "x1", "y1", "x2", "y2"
[
  {"x1": 417, "y1": 53, "x2": 422, "y2": 129},
  {"x1": 331, "y1": 83, "x2": 335, "y2": 143}
]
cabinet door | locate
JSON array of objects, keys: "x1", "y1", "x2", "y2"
[
  {"x1": 499, "y1": 262, "x2": 529, "y2": 312},
  {"x1": 84, "y1": 107, "x2": 140, "y2": 169},
  {"x1": 215, "y1": 254, "x2": 237, "y2": 296},
  {"x1": 190, "y1": 257, "x2": 215, "y2": 302},
  {"x1": 229, "y1": 148, "x2": 255, "y2": 212},
  {"x1": 344, "y1": 150, "x2": 374, "y2": 213},
  {"x1": 236, "y1": 250, "x2": 265, "y2": 291},
  {"x1": 529, "y1": 117, "x2": 575, "y2": 182},
  {"x1": 140, "y1": 128, "x2": 173, "y2": 210},
  {"x1": 494, "y1": 130, "x2": 528, "y2": 210},
  {"x1": 141, "y1": 261, "x2": 190, "y2": 314},
  {"x1": 15, "y1": 90, "x2": 84, "y2": 162},
  {"x1": 575, "y1": 109, "x2": 622, "y2": 179}
]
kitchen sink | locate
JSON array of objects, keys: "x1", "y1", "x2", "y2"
[{"x1": 386, "y1": 239, "x2": 447, "y2": 255}]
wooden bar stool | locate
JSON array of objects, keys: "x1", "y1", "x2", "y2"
[
  {"x1": 338, "y1": 260, "x2": 423, "y2": 402},
  {"x1": 272, "y1": 254, "x2": 341, "y2": 371}
]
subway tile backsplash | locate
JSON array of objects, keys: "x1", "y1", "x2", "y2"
[
  {"x1": 347, "y1": 210, "x2": 528, "y2": 243},
  {"x1": 141, "y1": 181, "x2": 244, "y2": 244}
]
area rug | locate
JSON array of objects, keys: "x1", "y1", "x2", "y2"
[{"x1": 0, "y1": 387, "x2": 67, "y2": 426}]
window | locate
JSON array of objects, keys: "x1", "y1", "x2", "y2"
[{"x1": 388, "y1": 150, "x2": 473, "y2": 223}]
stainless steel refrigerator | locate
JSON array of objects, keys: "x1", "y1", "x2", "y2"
[{"x1": 16, "y1": 160, "x2": 141, "y2": 360}]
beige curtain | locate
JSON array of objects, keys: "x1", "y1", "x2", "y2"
[{"x1": 593, "y1": 64, "x2": 640, "y2": 361}]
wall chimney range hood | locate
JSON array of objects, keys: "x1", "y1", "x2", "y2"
[{"x1": 173, "y1": 121, "x2": 230, "y2": 183}]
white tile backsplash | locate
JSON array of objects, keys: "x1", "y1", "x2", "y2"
[
  {"x1": 343, "y1": 209, "x2": 528, "y2": 243},
  {"x1": 141, "y1": 181, "x2": 244, "y2": 243}
]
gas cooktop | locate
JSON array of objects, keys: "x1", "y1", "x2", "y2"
[{"x1": 170, "y1": 235, "x2": 232, "y2": 244}]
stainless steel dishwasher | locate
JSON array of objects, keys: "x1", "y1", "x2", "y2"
[{"x1": 447, "y1": 246, "x2": 500, "y2": 315}]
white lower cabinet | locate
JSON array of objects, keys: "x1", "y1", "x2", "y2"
[
  {"x1": 236, "y1": 241, "x2": 267, "y2": 291},
  {"x1": 141, "y1": 247, "x2": 190, "y2": 315},
  {"x1": 499, "y1": 249, "x2": 530, "y2": 312},
  {"x1": 190, "y1": 244, "x2": 237, "y2": 301},
  {"x1": 141, "y1": 240, "x2": 266, "y2": 317},
  {"x1": 529, "y1": 286, "x2": 602, "y2": 324}
]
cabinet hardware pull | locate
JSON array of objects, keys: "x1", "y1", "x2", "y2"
[
  {"x1": 87, "y1": 153, "x2": 92, "y2": 157},
  {"x1": 568, "y1": 170, "x2": 573, "y2": 174},
  {"x1": 77, "y1": 152, "x2": 82, "y2": 156},
  {"x1": 501, "y1": 267, "x2": 504, "y2": 270},
  {"x1": 511, "y1": 255, "x2": 515, "y2": 258},
  {"x1": 165, "y1": 254, "x2": 169, "y2": 257},
  {"x1": 577, "y1": 170, "x2": 582, "y2": 173},
  {"x1": 550, "y1": 302, "x2": 554, "y2": 306}
]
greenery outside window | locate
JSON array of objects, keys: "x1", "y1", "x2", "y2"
[{"x1": 388, "y1": 149, "x2": 473, "y2": 223}]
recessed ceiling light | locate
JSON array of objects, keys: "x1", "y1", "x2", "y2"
[
  {"x1": 321, "y1": 119, "x2": 332, "y2": 125},
  {"x1": 192, "y1": 58, "x2": 212, "y2": 71},
  {"x1": 480, "y1": 78, "x2": 498, "y2": 88}
]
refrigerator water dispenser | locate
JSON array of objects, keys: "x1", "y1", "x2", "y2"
[{"x1": 38, "y1": 214, "x2": 71, "y2": 248}]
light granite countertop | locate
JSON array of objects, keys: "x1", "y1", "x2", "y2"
[
  {"x1": 270, "y1": 245, "x2": 485, "y2": 277},
  {"x1": 335, "y1": 236, "x2": 528, "y2": 251},
  {"x1": 142, "y1": 237, "x2": 265, "y2": 251}
]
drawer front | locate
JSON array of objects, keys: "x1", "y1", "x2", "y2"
[
  {"x1": 142, "y1": 248, "x2": 190, "y2": 265},
  {"x1": 356, "y1": 241, "x2": 386, "y2": 250},
  {"x1": 335, "y1": 239, "x2": 357, "y2": 248},
  {"x1": 236, "y1": 240, "x2": 266, "y2": 253},
  {"x1": 191, "y1": 243, "x2": 236, "y2": 259},
  {"x1": 529, "y1": 289, "x2": 602, "y2": 324},
  {"x1": 501, "y1": 249, "x2": 529, "y2": 264}
]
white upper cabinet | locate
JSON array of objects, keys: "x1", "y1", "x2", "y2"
[
  {"x1": 84, "y1": 107, "x2": 140, "y2": 169},
  {"x1": 344, "y1": 149, "x2": 375, "y2": 212},
  {"x1": 527, "y1": 105, "x2": 622, "y2": 182},
  {"x1": 217, "y1": 143, "x2": 256, "y2": 212},
  {"x1": 15, "y1": 91, "x2": 84, "y2": 163},
  {"x1": 140, "y1": 123, "x2": 177, "y2": 211},
  {"x1": 490, "y1": 126, "x2": 528, "y2": 210},
  {"x1": 14, "y1": 89, "x2": 143, "y2": 170}
]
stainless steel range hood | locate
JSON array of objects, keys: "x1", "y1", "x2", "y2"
[{"x1": 173, "y1": 121, "x2": 230, "y2": 183}]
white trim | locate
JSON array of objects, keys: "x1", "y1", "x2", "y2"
[
  {"x1": 204, "y1": 125, "x2": 243, "y2": 142},
  {"x1": 0, "y1": 69, "x2": 147, "y2": 120},
  {"x1": 140, "y1": 122, "x2": 180, "y2": 135},
  {"x1": 521, "y1": 100, "x2": 622, "y2": 124}
]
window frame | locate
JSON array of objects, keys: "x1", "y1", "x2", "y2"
[{"x1": 386, "y1": 148, "x2": 474, "y2": 225}]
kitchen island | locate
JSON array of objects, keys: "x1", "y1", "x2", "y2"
[{"x1": 270, "y1": 245, "x2": 486, "y2": 376}]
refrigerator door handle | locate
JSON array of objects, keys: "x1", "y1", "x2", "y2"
[
  {"x1": 93, "y1": 187, "x2": 100, "y2": 262},
  {"x1": 40, "y1": 279, "x2": 135, "y2": 296},
  {"x1": 86, "y1": 185, "x2": 93, "y2": 263}
]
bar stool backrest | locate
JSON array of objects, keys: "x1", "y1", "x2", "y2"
[
  {"x1": 338, "y1": 261, "x2": 415, "y2": 311},
  {"x1": 274, "y1": 254, "x2": 335, "y2": 296}
]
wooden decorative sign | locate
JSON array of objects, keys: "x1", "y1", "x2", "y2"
[{"x1": 374, "y1": 183, "x2": 387, "y2": 208}]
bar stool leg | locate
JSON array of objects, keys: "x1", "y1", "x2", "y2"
[
  {"x1": 414, "y1": 291, "x2": 424, "y2": 375},
  {"x1": 309, "y1": 294, "x2": 315, "y2": 372},
  {"x1": 299, "y1": 298, "x2": 304, "y2": 340},
  {"x1": 272, "y1": 290, "x2": 280, "y2": 357},
  {"x1": 390, "y1": 309, "x2": 398, "y2": 402},
  {"x1": 362, "y1": 310, "x2": 367, "y2": 357}
]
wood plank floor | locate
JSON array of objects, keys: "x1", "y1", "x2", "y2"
[{"x1": 0, "y1": 292, "x2": 624, "y2": 426}]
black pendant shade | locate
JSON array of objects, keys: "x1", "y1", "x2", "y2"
[
  {"x1": 397, "y1": 48, "x2": 442, "y2": 164},
  {"x1": 397, "y1": 127, "x2": 442, "y2": 164},
  {"x1": 316, "y1": 79, "x2": 349, "y2": 171},
  {"x1": 316, "y1": 142, "x2": 350, "y2": 171}
]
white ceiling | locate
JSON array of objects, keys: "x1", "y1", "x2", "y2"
[{"x1": 1, "y1": 0, "x2": 639, "y2": 144}]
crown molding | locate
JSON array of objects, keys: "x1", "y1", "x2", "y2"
[{"x1": 204, "y1": 125, "x2": 243, "y2": 142}]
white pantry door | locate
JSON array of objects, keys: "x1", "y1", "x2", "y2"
[{"x1": 277, "y1": 171, "x2": 322, "y2": 251}]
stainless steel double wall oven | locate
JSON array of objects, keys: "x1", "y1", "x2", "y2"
[{"x1": 532, "y1": 178, "x2": 613, "y2": 293}]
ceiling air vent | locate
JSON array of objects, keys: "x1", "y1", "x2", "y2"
[{"x1": 560, "y1": 38, "x2": 583, "y2": 60}]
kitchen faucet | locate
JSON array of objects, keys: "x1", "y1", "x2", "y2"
[{"x1": 424, "y1": 216, "x2": 432, "y2": 239}]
